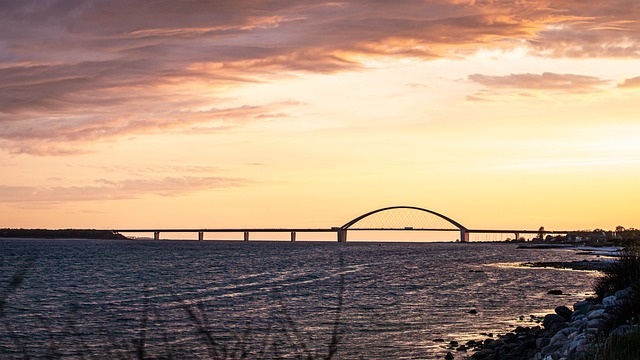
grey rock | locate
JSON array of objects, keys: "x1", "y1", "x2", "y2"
[
  {"x1": 587, "y1": 309, "x2": 606, "y2": 319},
  {"x1": 587, "y1": 304, "x2": 604, "y2": 312},
  {"x1": 543, "y1": 314, "x2": 567, "y2": 329},
  {"x1": 587, "y1": 318, "x2": 605, "y2": 330},
  {"x1": 570, "y1": 314, "x2": 587, "y2": 324},
  {"x1": 473, "y1": 348, "x2": 494, "y2": 358},
  {"x1": 602, "y1": 295, "x2": 619, "y2": 308},
  {"x1": 555, "y1": 305, "x2": 573, "y2": 321},
  {"x1": 536, "y1": 337, "x2": 550, "y2": 349},
  {"x1": 567, "y1": 338, "x2": 586, "y2": 355},
  {"x1": 614, "y1": 287, "x2": 632, "y2": 299},
  {"x1": 568, "y1": 331, "x2": 585, "y2": 341},
  {"x1": 573, "y1": 300, "x2": 591, "y2": 314},
  {"x1": 542, "y1": 342, "x2": 562, "y2": 356},
  {"x1": 549, "y1": 332, "x2": 568, "y2": 347}
]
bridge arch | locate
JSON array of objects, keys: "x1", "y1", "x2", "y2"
[{"x1": 338, "y1": 206, "x2": 469, "y2": 242}]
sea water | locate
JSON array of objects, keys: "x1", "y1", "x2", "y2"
[{"x1": 0, "y1": 239, "x2": 600, "y2": 359}]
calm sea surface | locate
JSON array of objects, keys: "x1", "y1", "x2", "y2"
[{"x1": 0, "y1": 239, "x2": 601, "y2": 359}]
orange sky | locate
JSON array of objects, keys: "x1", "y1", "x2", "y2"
[{"x1": 1, "y1": 1, "x2": 639, "y2": 236}]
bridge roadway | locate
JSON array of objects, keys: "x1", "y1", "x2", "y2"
[{"x1": 114, "y1": 227, "x2": 570, "y2": 242}]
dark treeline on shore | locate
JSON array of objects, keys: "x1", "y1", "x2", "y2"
[
  {"x1": 0, "y1": 228, "x2": 127, "y2": 240},
  {"x1": 506, "y1": 226, "x2": 640, "y2": 247}
]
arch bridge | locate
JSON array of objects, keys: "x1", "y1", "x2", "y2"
[
  {"x1": 336, "y1": 205, "x2": 468, "y2": 242},
  {"x1": 114, "y1": 205, "x2": 569, "y2": 242}
]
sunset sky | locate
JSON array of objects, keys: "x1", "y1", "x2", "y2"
[{"x1": 1, "y1": 1, "x2": 639, "y2": 238}]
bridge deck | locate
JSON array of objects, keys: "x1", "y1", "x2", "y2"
[{"x1": 115, "y1": 228, "x2": 337, "y2": 233}]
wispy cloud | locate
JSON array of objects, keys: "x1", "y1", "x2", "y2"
[
  {"x1": 618, "y1": 76, "x2": 640, "y2": 88},
  {"x1": 469, "y1": 72, "x2": 610, "y2": 91},
  {"x1": 466, "y1": 72, "x2": 612, "y2": 101},
  {"x1": 0, "y1": 176, "x2": 250, "y2": 203}
]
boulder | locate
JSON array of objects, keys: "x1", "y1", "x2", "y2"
[
  {"x1": 614, "y1": 287, "x2": 632, "y2": 300},
  {"x1": 587, "y1": 309, "x2": 606, "y2": 320},
  {"x1": 570, "y1": 314, "x2": 587, "y2": 324},
  {"x1": 549, "y1": 332, "x2": 568, "y2": 347},
  {"x1": 543, "y1": 314, "x2": 567, "y2": 329},
  {"x1": 445, "y1": 351, "x2": 454, "y2": 360},
  {"x1": 587, "y1": 318, "x2": 605, "y2": 331},
  {"x1": 572, "y1": 300, "x2": 591, "y2": 315},
  {"x1": 536, "y1": 337, "x2": 550, "y2": 349},
  {"x1": 602, "y1": 295, "x2": 619, "y2": 308},
  {"x1": 547, "y1": 289, "x2": 563, "y2": 295},
  {"x1": 514, "y1": 325, "x2": 529, "y2": 333},
  {"x1": 555, "y1": 305, "x2": 573, "y2": 321},
  {"x1": 587, "y1": 304, "x2": 604, "y2": 312}
]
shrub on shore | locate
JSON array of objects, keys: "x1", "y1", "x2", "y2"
[
  {"x1": 593, "y1": 245, "x2": 640, "y2": 326},
  {"x1": 591, "y1": 245, "x2": 640, "y2": 360},
  {"x1": 596, "y1": 327, "x2": 640, "y2": 360}
]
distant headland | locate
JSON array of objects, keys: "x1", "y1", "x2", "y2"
[{"x1": 0, "y1": 228, "x2": 128, "y2": 240}]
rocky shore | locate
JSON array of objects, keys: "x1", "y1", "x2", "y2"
[
  {"x1": 439, "y1": 259, "x2": 638, "y2": 360},
  {"x1": 463, "y1": 286, "x2": 636, "y2": 360}
]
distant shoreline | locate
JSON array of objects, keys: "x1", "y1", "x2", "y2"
[{"x1": 0, "y1": 228, "x2": 128, "y2": 240}]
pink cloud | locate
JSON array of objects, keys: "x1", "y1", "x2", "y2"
[
  {"x1": 0, "y1": 176, "x2": 250, "y2": 203},
  {"x1": 618, "y1": 76, "x2": 640, "y2": 88},
  {"x1": 469, "y1": 72, "x2": 610, "y2": 91}
]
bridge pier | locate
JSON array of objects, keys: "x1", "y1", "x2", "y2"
[
  {"x1": 154, "y1": 231, "x2": 160, "y2": 241},
  {"x1": 243, "y1": 231, "x2": 249, "y2": 241},
  {"x1": 290, "y1": 231, "x2": 296, "y2": 242},
  {"x1": 514, "y1": 232, "x2": 520, "y2": 241},
  {"x1": 337, "y1": 229, "x2": 347, "y2": 242},
  {"x1": 198, "y1": 231, "x2": 204, "y2": 241},
  {"x1": 460, "y1": 229, "x2": 469, "y2": 243}
]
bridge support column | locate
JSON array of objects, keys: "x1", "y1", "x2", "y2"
[
  {"x1": 337, "y1": 229, "x2": 347, "y2": 242},
  {"x1": 154, "y1": 231, "x2": 160, "y2": 241},
  {"x1": 460, "y1": 229, "x2": 469, "y2": 243},
  {"x1": 198, "y1": 231, "x2": 204, "y2": 241},
  {"x1": 290, "y1": 231, "x2": 296, "y2": 242},
  {"x1": 514, "y1": 232, "x2": 520, "y2": 241},
  {"x1": 243, "y1": 231, "x2": 249, "y2": 241}
]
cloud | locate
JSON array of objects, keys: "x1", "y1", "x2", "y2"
[
  {"x1": 468, "y1": 72, "x2": 610, "y2": 92},
  {"x1": 618, "y1": 76, "x2": 640, "y2": 88},
  {"x1": 527, "y1": 0, "x2": 640, "y2": 58},
  {"x1": 1, "y1": 1, "x2": 638, "y2": 154},
  {"x1": 0, "y1": 103, "x2": 285, "y2": 155},
  {"x1": 0, "y1": 176, "x2": 250, "y2": 203}
]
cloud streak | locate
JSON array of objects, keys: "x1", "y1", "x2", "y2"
[
  {"x1": 0, "y1": 176, "x2": 250, "y2": 203},
  {"x1": 618, "y1": 76, "x2": 640, "y2": 88},
  {"x1": 469, "y1": 72, "x2": 610, "y2": 91}
]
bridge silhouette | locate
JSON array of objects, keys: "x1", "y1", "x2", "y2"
[{"x1": 115, "y1": 206, "x2": 571, "y2": 242}]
